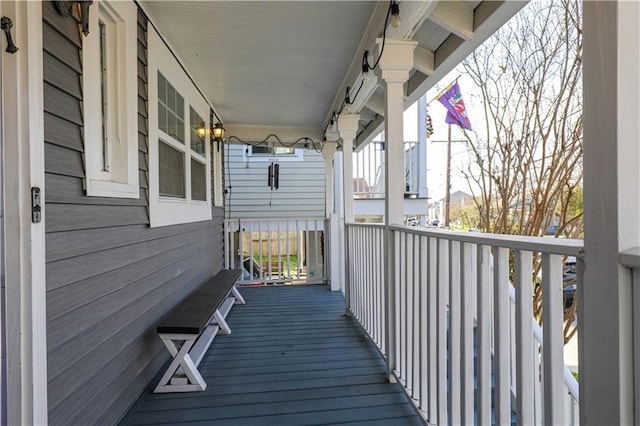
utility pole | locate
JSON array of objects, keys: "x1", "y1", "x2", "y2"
[
  {"x1": 431, "y1": 132, "x2": 466, "y2": 228},
  {"x1": 444, "y1": 124, "x2": 452, "y2": 227}
]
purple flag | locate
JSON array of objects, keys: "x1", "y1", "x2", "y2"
[{"x1": 436, "y1": 81, "x2": 472, "y2": 131}]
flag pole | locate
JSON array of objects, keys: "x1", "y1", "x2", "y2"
[{"x1": 427, "y1": 74, "x2": 462, "y2": 105}]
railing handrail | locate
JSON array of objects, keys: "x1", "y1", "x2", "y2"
[
  {"x1": 388, "y1": 224, "x2": 584, "y2": 257},
  {"x1": 620, "y1": 247, "x2": 640, "y2": 269}
]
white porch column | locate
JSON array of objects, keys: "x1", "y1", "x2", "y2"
[
  {"x1": 377, "y1": 38, "x2": 417, "y2": 382},
  {"x1": 322, "y1": 140, "x2": 341, "y2": 291},
  {"x1": 582, "y1": 1, "x2": 639, "y2": 424},
  {"x1": 338, "y1": 113, "x2": 359, "y2": 307},
  {"x1": 337, "y1": 113, "x2": 360, "y2": 223},
  {"x1": 377, "y1": 38, "x2": 417, "y2": 225}
]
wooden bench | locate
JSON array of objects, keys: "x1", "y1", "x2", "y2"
[{"x1": 154, "y1": 269, "x2": 245, "y2": 393}]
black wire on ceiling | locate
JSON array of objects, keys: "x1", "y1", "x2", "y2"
[
  {"x1": 324, "y1": 0, "x2": 397, "y2": 135},
  {"x1": 227, "y1": 135, "x2": 325, "y2": 154}
]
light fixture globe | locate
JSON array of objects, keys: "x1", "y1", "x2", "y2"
[{"x1": 212, "y1": 122, "x2": 225, "y2": 141}]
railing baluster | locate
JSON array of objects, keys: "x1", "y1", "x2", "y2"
[
  {"x1": 460, "y1": 242, "x2": 475, "y2": 425},
  {"x1": 494, "y1": 246, "x2": 511, "y2": 425},
  {"x1": 406, "y1": 233, "x2": 414, "y2": 393},
  {"x1": 419, "y1": 235, "x2": 428, "y2": 413},
  {"x1": 286, "y1": 221, "x2": 291, "y2": 280},
  {"x1": 542, "y1": 253, "x2": 564, "y2": 424},
  {"x1": 427, "y1": 236, "x2": 437, "y2": 422},
  {"x1": 515, "y1": 250, "x2": 534, "y2": 425},
  {"x1": 436, "y1": 238, "x2": 448, "y2": 424},
  {"x1": 296, "y1": 220, "x2": 301, "y2": 280},
  {"x1": 398, "y1": 232, "x2": 405, "y2": 381},
  {"x1": 449, "y1": 240, "x2": 461, "y2": 425},
  {"x1": 248, "y1": 221, "x2": 254, "y2": 278},
  {"x1": 412, "y1": 233, "x2": 420, "y2": 401},
  {"x1": 477, "y1": 244, "x2": 492, "y2": 425}
]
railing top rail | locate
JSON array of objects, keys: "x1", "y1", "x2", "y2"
[
  {"x1": 620, "y1": 247, "x2": 640, "y2": 269},
  {"x1": 224, "y1": 218, "x2": 326, "y2": 223},
  {"x1": 345, "y1": 222, "x2": 385, "y2": 229},
  {"x1": 386, "y1": 224, "x2": 584, "y2": 257}
]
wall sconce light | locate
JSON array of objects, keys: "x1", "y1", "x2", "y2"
[
  {"x1": 54, "y1": 0, "x2": 93, "y2": 36},
  {"x1": 212, "y1": 122, "x2": 225, "y2": 142},
  {"x1": 211, "y1": 122, "x2": 225, "y2": 152},
  {"x1": 196, "y1": 125, "x2": 207, "y2": 139}
]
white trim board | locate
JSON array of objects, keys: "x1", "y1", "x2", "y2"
[{"x1": 1, "y1": 1, "x2": 48, "y2": 424}]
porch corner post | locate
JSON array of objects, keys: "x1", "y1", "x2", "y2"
[
  {"x1": 338, "y1": 113, "x2": 360, "y2": 313},
  {"x1": 377, "y1": 37, "x2": 417, "y2": 382},
  {"x1": 582, "y1": 1, "x2": 639, "y2": 424},
  {"x1": 322, "y1": 140, "x2": 341, "y2": 291}
]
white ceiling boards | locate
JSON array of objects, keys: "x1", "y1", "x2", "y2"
[{"x1": 141, "y1": 1, "x2": 526, "y2": 144}]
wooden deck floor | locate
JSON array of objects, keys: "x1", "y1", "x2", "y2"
[{"x1": 122, "y1": 285, "x2": 422, "y2": 426}]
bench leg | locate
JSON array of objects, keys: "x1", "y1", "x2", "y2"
[
  {"x1": 213, "y1": 309, "x2": 232, "y2": 335},
  {"x1": 231, "y1": 286, "x2": 246, "y2": 304},
  {"x1": 154, "y1": 335, "x2": 207, "y2": 393}
]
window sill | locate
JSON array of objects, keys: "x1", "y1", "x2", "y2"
[{"x1": 86, "y1": 179, "x2": 140, "y2": 199}]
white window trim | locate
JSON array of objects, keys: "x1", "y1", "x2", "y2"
[
  {"x1": 83, "y1": 0, "x2": 139, "y2": 198},
  {"x1": 148, "y1": 26, "x2": 212, "y2": 227},
  {"x1": 244, "y1": 145, "x2": 304, "y2": 162},
  {"x1": 213, "y1": 145, "x2": 223, "y2": 207}
]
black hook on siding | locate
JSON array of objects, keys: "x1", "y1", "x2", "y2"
[{"x1": 1, "y1": 17, "x2": 18, "y2": 54}]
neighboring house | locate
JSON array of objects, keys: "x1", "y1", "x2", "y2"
[{"x1": 224, "y1": 144, "x2": 325, "y2": 219}]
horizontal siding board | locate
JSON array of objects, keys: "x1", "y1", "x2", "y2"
[
  {"x1": 137, "y1": 40, "x2": 147, "y2": 65},
  {"x1": 42, "y1": 1, "x2": 82, "y2": 48},
  {"x1": 44, "y1": 143, "x2": 85, "y2": 178},
  {"x1": 47, "y1": 238, "x2": 210, "y2": 320},
  {"x1": 44, "y1": 222, "x2": 208, "y2": 263},
  {"x1": 138, "y1": 96, "x2": 148, "y2": 118},
  {"x1": 48, "y1": 262, "x2": 211, "y2": 392},
  {"x1": 138, "y1": 133, "x2": 148, "y2": 153},
  {"x1": 138, "y1": 150, "x2": 148, "y2": 171},
  {"x1": 46, "y1": 204, "x2": 148, "y2": 233},
  {"x1": 138, "y1": 114, "x2": 148, "y2": 136},
  {"x1": 43, "y1": 51, "x2": 82, "y2": 99},
  {"x1": 46, "y1": 226, "x2": 210, "y2": 291},
  {"x1": 44, "y1": 112, "x2": 83, "y2": 151},
  {"x1": 47, "y1": 240, "x2": 210, "y2": 351},
  {"x1": 44, "y1": 82, "x2": 82, "y2": 125},
  {"x1": 45, "y1": 174, "x2": 146, "y2": 206},
  {"x1": 59, "y1": 330, "x2": 166, "y2": 426},
  {"x1": 43, "y1": 22, "x2": 81, "y2": 73},
  {"x1": 139, "y1": 169, "x2": 148, "y2": 189}
]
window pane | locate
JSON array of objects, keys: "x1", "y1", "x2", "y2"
[
  {"x1": 191, "y1": 158, "x2": 206, "y2": 201},
  {"x1": 159, "y1": 140, "x2": 185, "y2": 198},
  {"x1": 157, "y1": 71, "x2": 185, "y2": 144},
  {"x1": 190, "y1": 107, "x2": 205, "y2": 156},
  {"x1": 251, "y1": 145, "x2": 295, "y2": 155}
]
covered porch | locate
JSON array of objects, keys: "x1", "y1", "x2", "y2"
[{"x1": 2, "y1": 0, "x2": 639, "y2": 425}]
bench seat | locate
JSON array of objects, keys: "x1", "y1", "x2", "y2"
[{"x1": 154, "y1": 269, "x2": 244, "y2": 393}]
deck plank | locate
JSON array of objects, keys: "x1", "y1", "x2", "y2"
[{"x1": 121, "y1": 285, "x2": 422, "y2": 425}]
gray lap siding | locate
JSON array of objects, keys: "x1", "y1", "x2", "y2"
[{"x1": 42, "y1": 2, "x2": 224, "y2": 424}]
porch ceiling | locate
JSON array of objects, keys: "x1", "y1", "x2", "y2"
[{"x1": 140, "y1": 1, "x2": 526, "y2": 145}]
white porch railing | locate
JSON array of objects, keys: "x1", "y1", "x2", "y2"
[
  {"x1": 224, "y1": 218, "x2": 326, "y2": 285},
  {"x1": 353, "y1": 141, "x2": 420, "y2": 198},
  {"x1": 620, "y1": 246, "x2": 640, "y2": 420},
  {"x1": 346, "y1": 223, "x2": 583, "y2": 425}
]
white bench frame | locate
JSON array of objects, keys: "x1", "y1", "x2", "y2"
[{"x1": 153, "y1": 286, "x2": 245, "y2": 393}]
